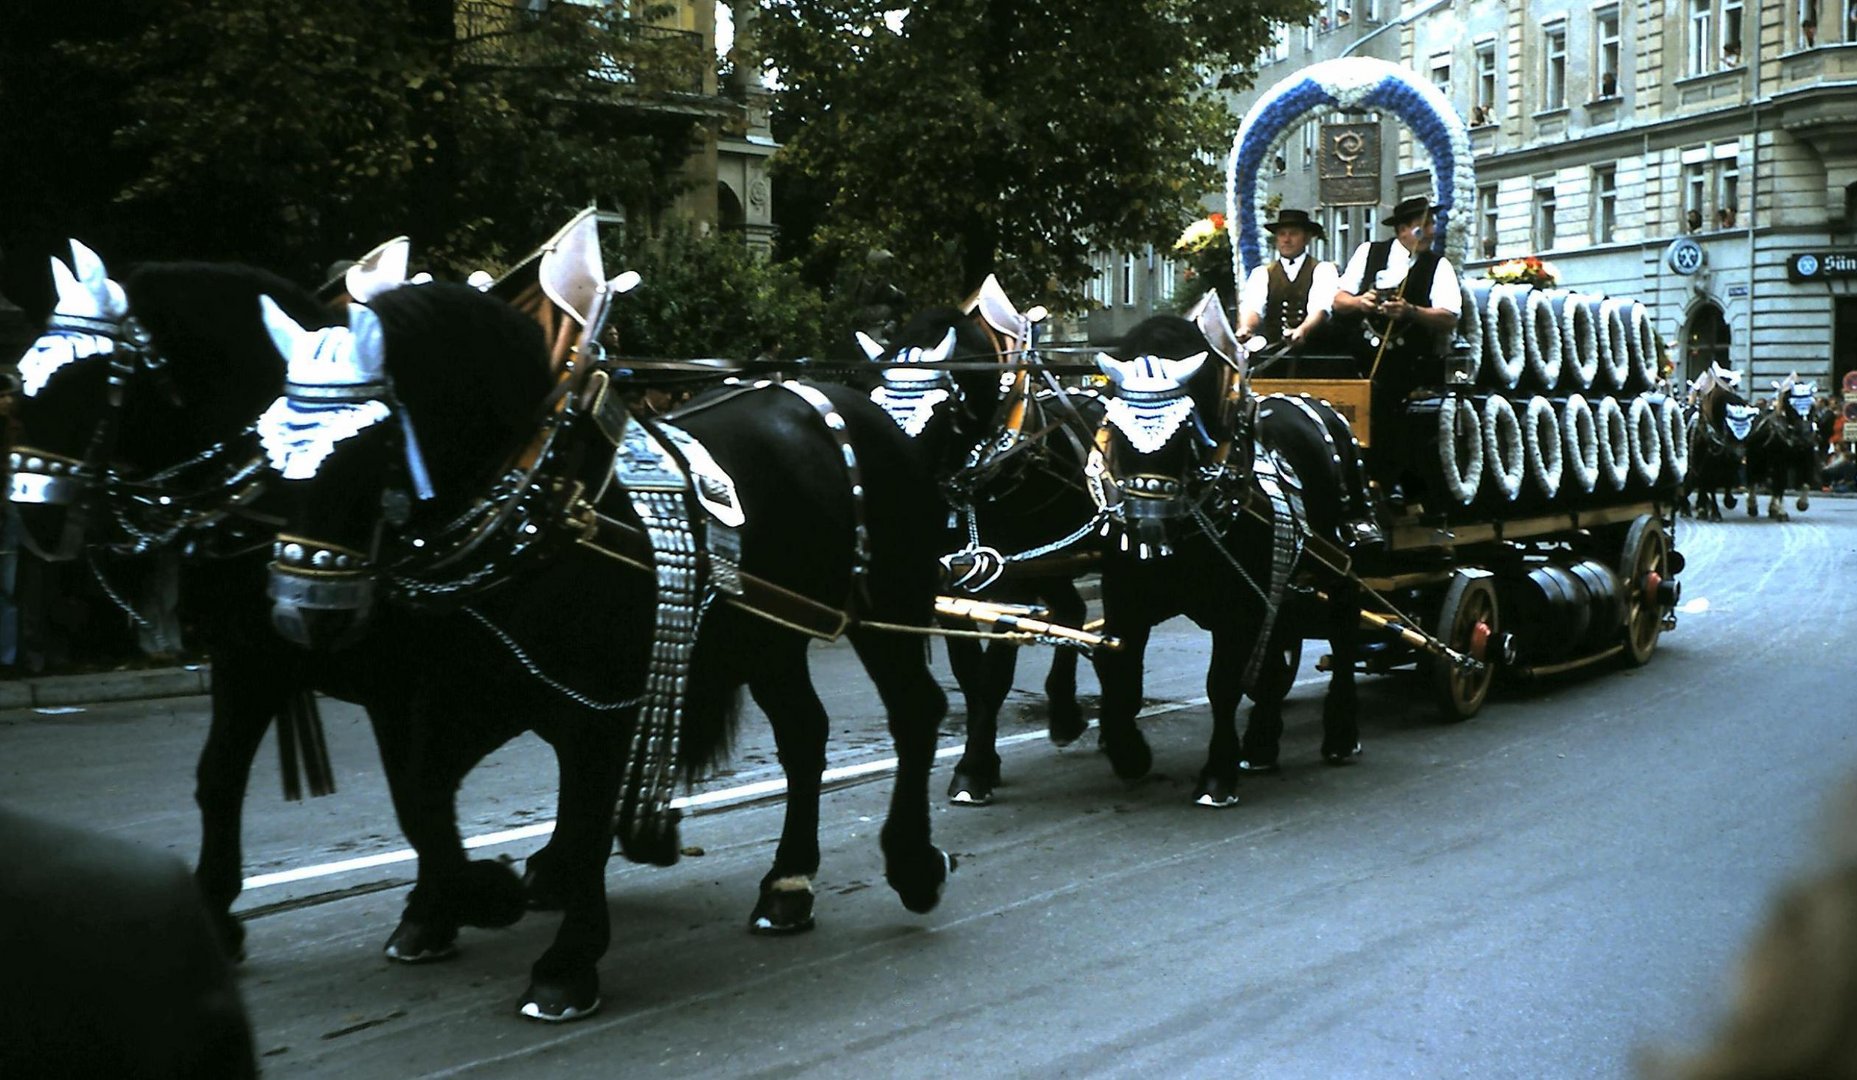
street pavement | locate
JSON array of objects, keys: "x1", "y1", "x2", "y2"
[{"x1": 3, "y1": 501, "x2": 1855, "y2": 1077}]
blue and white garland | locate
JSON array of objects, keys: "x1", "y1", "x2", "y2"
[{"x1": 1227, "y1": 57, "x2": 1475, "y2": 277}]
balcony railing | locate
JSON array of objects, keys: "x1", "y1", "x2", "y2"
[{"x1": 457, "y1": 1, "x2": 707, "y2": 96}]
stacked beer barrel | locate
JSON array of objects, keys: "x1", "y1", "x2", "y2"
[{"x1": 1408, "y1": 281, "x2": 1687, "y2": 514}]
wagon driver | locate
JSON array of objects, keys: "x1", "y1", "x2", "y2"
[
  {"x1": 1236, "y1": 207, "x2": 1339, "y2": 350},
  {"x1": 1331, "y1": 193, "x2": 1462, "y2": 501}
]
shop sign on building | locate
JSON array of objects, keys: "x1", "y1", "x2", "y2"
[
  {"x1": 1787, "y1": 251, "x2": 1857, "y2": 282},
  {"x1": 1666, "y1": 237, "x2": 1705, "y2": 276},
  {"x1": 1318, "y1": 122, "x2": 1381, "y2": 207}
]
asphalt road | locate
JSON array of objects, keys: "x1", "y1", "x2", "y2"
[{"x1": 4, "y1": 501, "x2": 1855, "y2": 1078}]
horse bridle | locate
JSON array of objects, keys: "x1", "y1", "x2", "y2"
[{"x1": 9, "y1": 312, "x2": 272, "y2": 561}]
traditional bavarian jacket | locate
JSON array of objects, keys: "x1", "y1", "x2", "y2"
[{"x1": 1239, "y1": 253, "x2": 1339, "y2": 344}]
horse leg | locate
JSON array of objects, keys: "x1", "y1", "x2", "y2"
[
  {"x1": 944, "y1": 634, "x2": 1005, "y2": 806},
  {"x1": 518, "y1": 715, "x2": 624, "y2": 1022},
  {"x1": 1194, "y1": 626, "x2": 1247, "y2": 807},
  {"x1": 1092, "y1": 621, "x2": 1154, "y2": 780},
  {"x1": 1041, "y1": 577, "x2": 1088, "y2": 746},
  {"x1": 745, "y1": 652, "x2": 828, "y2": 932},
  {"x1": 1320, "y1": 582, "x2": 1363, "y2": 764},
  {"x1": 379, "y1": 698, "x2": 526, "y2": 964},
  {"x1": 192, "y1": 652, "x2": 292, "y2": 959},
  {"x1": 848, "y1": 628, "x2": 954, "y2": 916}
]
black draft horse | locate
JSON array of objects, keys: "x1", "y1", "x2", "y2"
[
  {"x1": 1087, "y1": 314, "x2": 1367, "y2": 806},
  {"x1": 862, "y1": 303, "x2": 1104, "y2": 806},
  {"x1": 1683, "y1": 377, "x2": 1754, "y2": 522},
  {"x1": 1746, "y1": 384, "x2": 1823, "y2": 521},
  {"x1": 259, "y1": 281, "x2": 953, "y2": 1020},
  {"x1": 1, "y1": 252, "x2": 544, "y2": 964}
]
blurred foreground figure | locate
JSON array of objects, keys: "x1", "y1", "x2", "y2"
[
  {"x1": 0, "y1": 806, "x2": 256, "y2": 1078},
  {"x1": 1651, "y1": 785, "x2": 1857, "y2": 1080}
]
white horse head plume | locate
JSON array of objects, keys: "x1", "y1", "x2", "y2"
[
  {"x1": 343, "y1": 236, "x2": 411, "y2": 303},
  {"x1": 1096, "y1": 352, "x2": 1208, "y2": 455},
  {"x1": 20, "y1": 240, "x2": 134, "y2": 397},
  {"x1": 256, "y1": 299, "x2": 395, "y2": 482},
  {"x1": 870, "y1": 326, "x2": 959, "y2": 436}
]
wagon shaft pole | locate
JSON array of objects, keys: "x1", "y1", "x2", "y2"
[{"x1": 1312, "y1": 588, "x2": 1485, "y2": 673}]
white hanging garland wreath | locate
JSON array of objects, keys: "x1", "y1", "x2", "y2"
[
  {"x1": 1626, "y1": 302, "x2": 1659, "y2": 390},
  {"x1": 1626, "y1": 394, "x2": 1663, "y2": 487},
  {"x1": 1481, "y1": 283, "x2": 1526, "y2": 389},
  {"x1": 1560, "y1": 394, "x2": 1600, "y2": 493},
  {"x1": 1522, "y1": 287, "x2": 1563, "y2": 392},
  {"x1": 1455, "y1": 281, "x2": 1484, "y2": 385},
  {"x1": 1597, "y1": 298, "x2": 1632, "y2": 391},
  {"x1": 1438, "y1": 394, "x2": 1485, "y2": 505},
  {"x1": 1659, "y1": 395, "x2": 1690, "y2": 485},
  {"x1": 1481, "y1": 394, "x2": 1525, "y2": 501},
  {"x1": 1594, "y1": 395, "x2": 1631, "y2": 490},
  {"x1": 1522, "y1": 395, "x2": 1563, "y2": 500},
  {"x1": 1559, "y1": 293, "x2": 1601, "y2": 391}
]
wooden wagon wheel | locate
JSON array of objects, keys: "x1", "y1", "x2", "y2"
[
  {"x1": 1431, "y1": 571, "x2": 1499, "y2": 721},
  {"x1": 1619, "y1": 514, "x2": 1669, "y2": 666}
]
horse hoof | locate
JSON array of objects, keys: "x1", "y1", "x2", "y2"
[
  {"x1": 1192, "y1": 776, "x2": 1239, "y2": 808},
  {"x1": 1237, "y1": 759, "x2": 1281, "y2": 775},
  {"x1": 519, "y1": 974, "x2": 601, "y2": 1023},
  {"x1": 749, "y1": 877, "x2": 817, "y2": 935},
  {"x1": 1322, "y1": 742, "x2": 1363, "y2": 766},
  {"x1": 1102, "y1": 730, "x2": 1153, "y2": 780},
  {"x1": 1047, "y1": 703, "x2": 1088, "y2": 747},
  {"x1": 887, "y1": 847, "x2": 955, "y2": 915},
  {"x1": 384, "y1": 919, "x2": 459, "y2": 964},
  {"x1": 1724, "y1": 494, "x2": 1737, "y2": 509},
  {"x1": 946, "y1": 764, "x2": 998, "y2": 807},
  {"x1": 1797, "y1": 496, "x2": 1809, "y2": 512}
]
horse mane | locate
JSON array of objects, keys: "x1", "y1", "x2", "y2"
[
  {"x1": 118, "y1": 262, "x2": 338, "y2": 458},
  {"x1": 365, "y1": 282, "x2": 555, "y2": 499}
]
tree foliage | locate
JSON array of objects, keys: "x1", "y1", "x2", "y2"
[
  {"x1": 760, "y1": 0, "x2": 1316, "y2": 312},
  {"x1": 608, "y1": 226, "x2": 835, "y2": 361},
  {"x1": 1, "y1": 0, "x2": 699, "y2": 294}
]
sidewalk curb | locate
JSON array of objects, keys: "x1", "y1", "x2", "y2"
[{"x1": 0, "y1": 665, "x2": 211, "y2": 710}]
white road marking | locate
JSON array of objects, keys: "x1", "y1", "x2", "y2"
[{"x1": 240, "y1": 674, "x2": 1328, "y2": 893}]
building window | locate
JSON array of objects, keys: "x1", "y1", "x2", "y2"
[
  {"x1": 1722, "y1": 0, "x2": 1745, "y2": 64},
  {"x1": 1684, "y1": 160, "x2": 1708, "y2": 232},
  {"x1": 1534, "y1": 181, "x2": 1557, "y2": 249},
  {"x1": 1717, "y1": 155, "x2": 1740, "y2": 228},
  {"x1": 1120, "y1": 252, "x2": 1136, "y2": 307},
  {"x1": 1690, "y1": 0, "x2": 1715, "y2": 74},
  {"x1": 1799, "y1": 0, "x2": 1819, "y2": 47},
  {"x1": 1478, "y1": 184, "x2": 1499, "y2": 258},
  {"x1": 1591, "y1": 167, "x2": 1617, "y2": 243},
  {"x1": 1088, "y1": 254, "x2": 1109, "y2": 307},
  {"x1": 1430, "y1": 54, "x2": 1452, "y2": 99},
  {"x1": 1474, "y1": 42, "x2": 1498, "y2": 123},
  {"x1": 1302, "y1": 122, "x2": 1316, "y2": 171},
  {"x1": 1336, "y1": 208, "x2": 1353, "y2": 262},
  {"x1": 1543, "y1": 24, "x2": 1567, "y2": 110},
  {"x1": 1595, "y1": 8, "x2": 1622, "y2": 98}
]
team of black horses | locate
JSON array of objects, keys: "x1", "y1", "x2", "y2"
[
  {"x1": 0, "y1": 230, "x2": 1813, "y2": 1022},
  {"x1": 1680, "y1": 362, "x2": 1832, "y2": 523}
]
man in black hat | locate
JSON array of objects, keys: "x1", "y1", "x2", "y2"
[
  {"x1": 1237, "y1": 207, "x2": 1338, "y2": 350},
  {"x1": 1332, "y1": 194, "x2": 1463, "y2": 502}
]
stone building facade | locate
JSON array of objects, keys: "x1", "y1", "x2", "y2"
[{"x1": 1230, "y1": 0, "x2": 1857, "y2": 392}]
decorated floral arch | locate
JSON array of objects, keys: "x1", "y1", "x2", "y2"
[{"x1": 1225, "y1": 57, "x2": 1476, "y2": 278}]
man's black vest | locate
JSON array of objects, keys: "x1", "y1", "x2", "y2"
[
  {"x1": 1358, "y1": 239, "x2": 1444, "y2": 364},
  {"x1": 1262, "y1": 258, "x2": 1316, "y2": 344}
]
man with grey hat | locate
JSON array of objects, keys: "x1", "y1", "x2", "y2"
[
  {"x1": 1332, "y1": 194, "x2": 1463, "y2": 501},
  {"x1": 1237, "y1": 207, "x2": 1339, "y2": 350}
]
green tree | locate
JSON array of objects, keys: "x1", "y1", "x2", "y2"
[
  {"x1": 609, "y1": 225, "x2": 833, "y2": 361},
  {"x1": 760, "y1": 0, "x2": 1314, "y2": 311},
  {"x1": 2, "y1": 0, "x2": 699, "y2": 288}
]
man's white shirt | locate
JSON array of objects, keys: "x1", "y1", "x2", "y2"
[
  {"x1": 1337, "y1": 241, "x2": 1461, "y2": 314},
  {"x1": 1238, "y1": 252, "x2": 1340, "y2": 325}
]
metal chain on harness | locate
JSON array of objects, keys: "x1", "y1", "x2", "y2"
[{"x1": 460, "y1": 606, "x2": 644, "y2": 712}]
